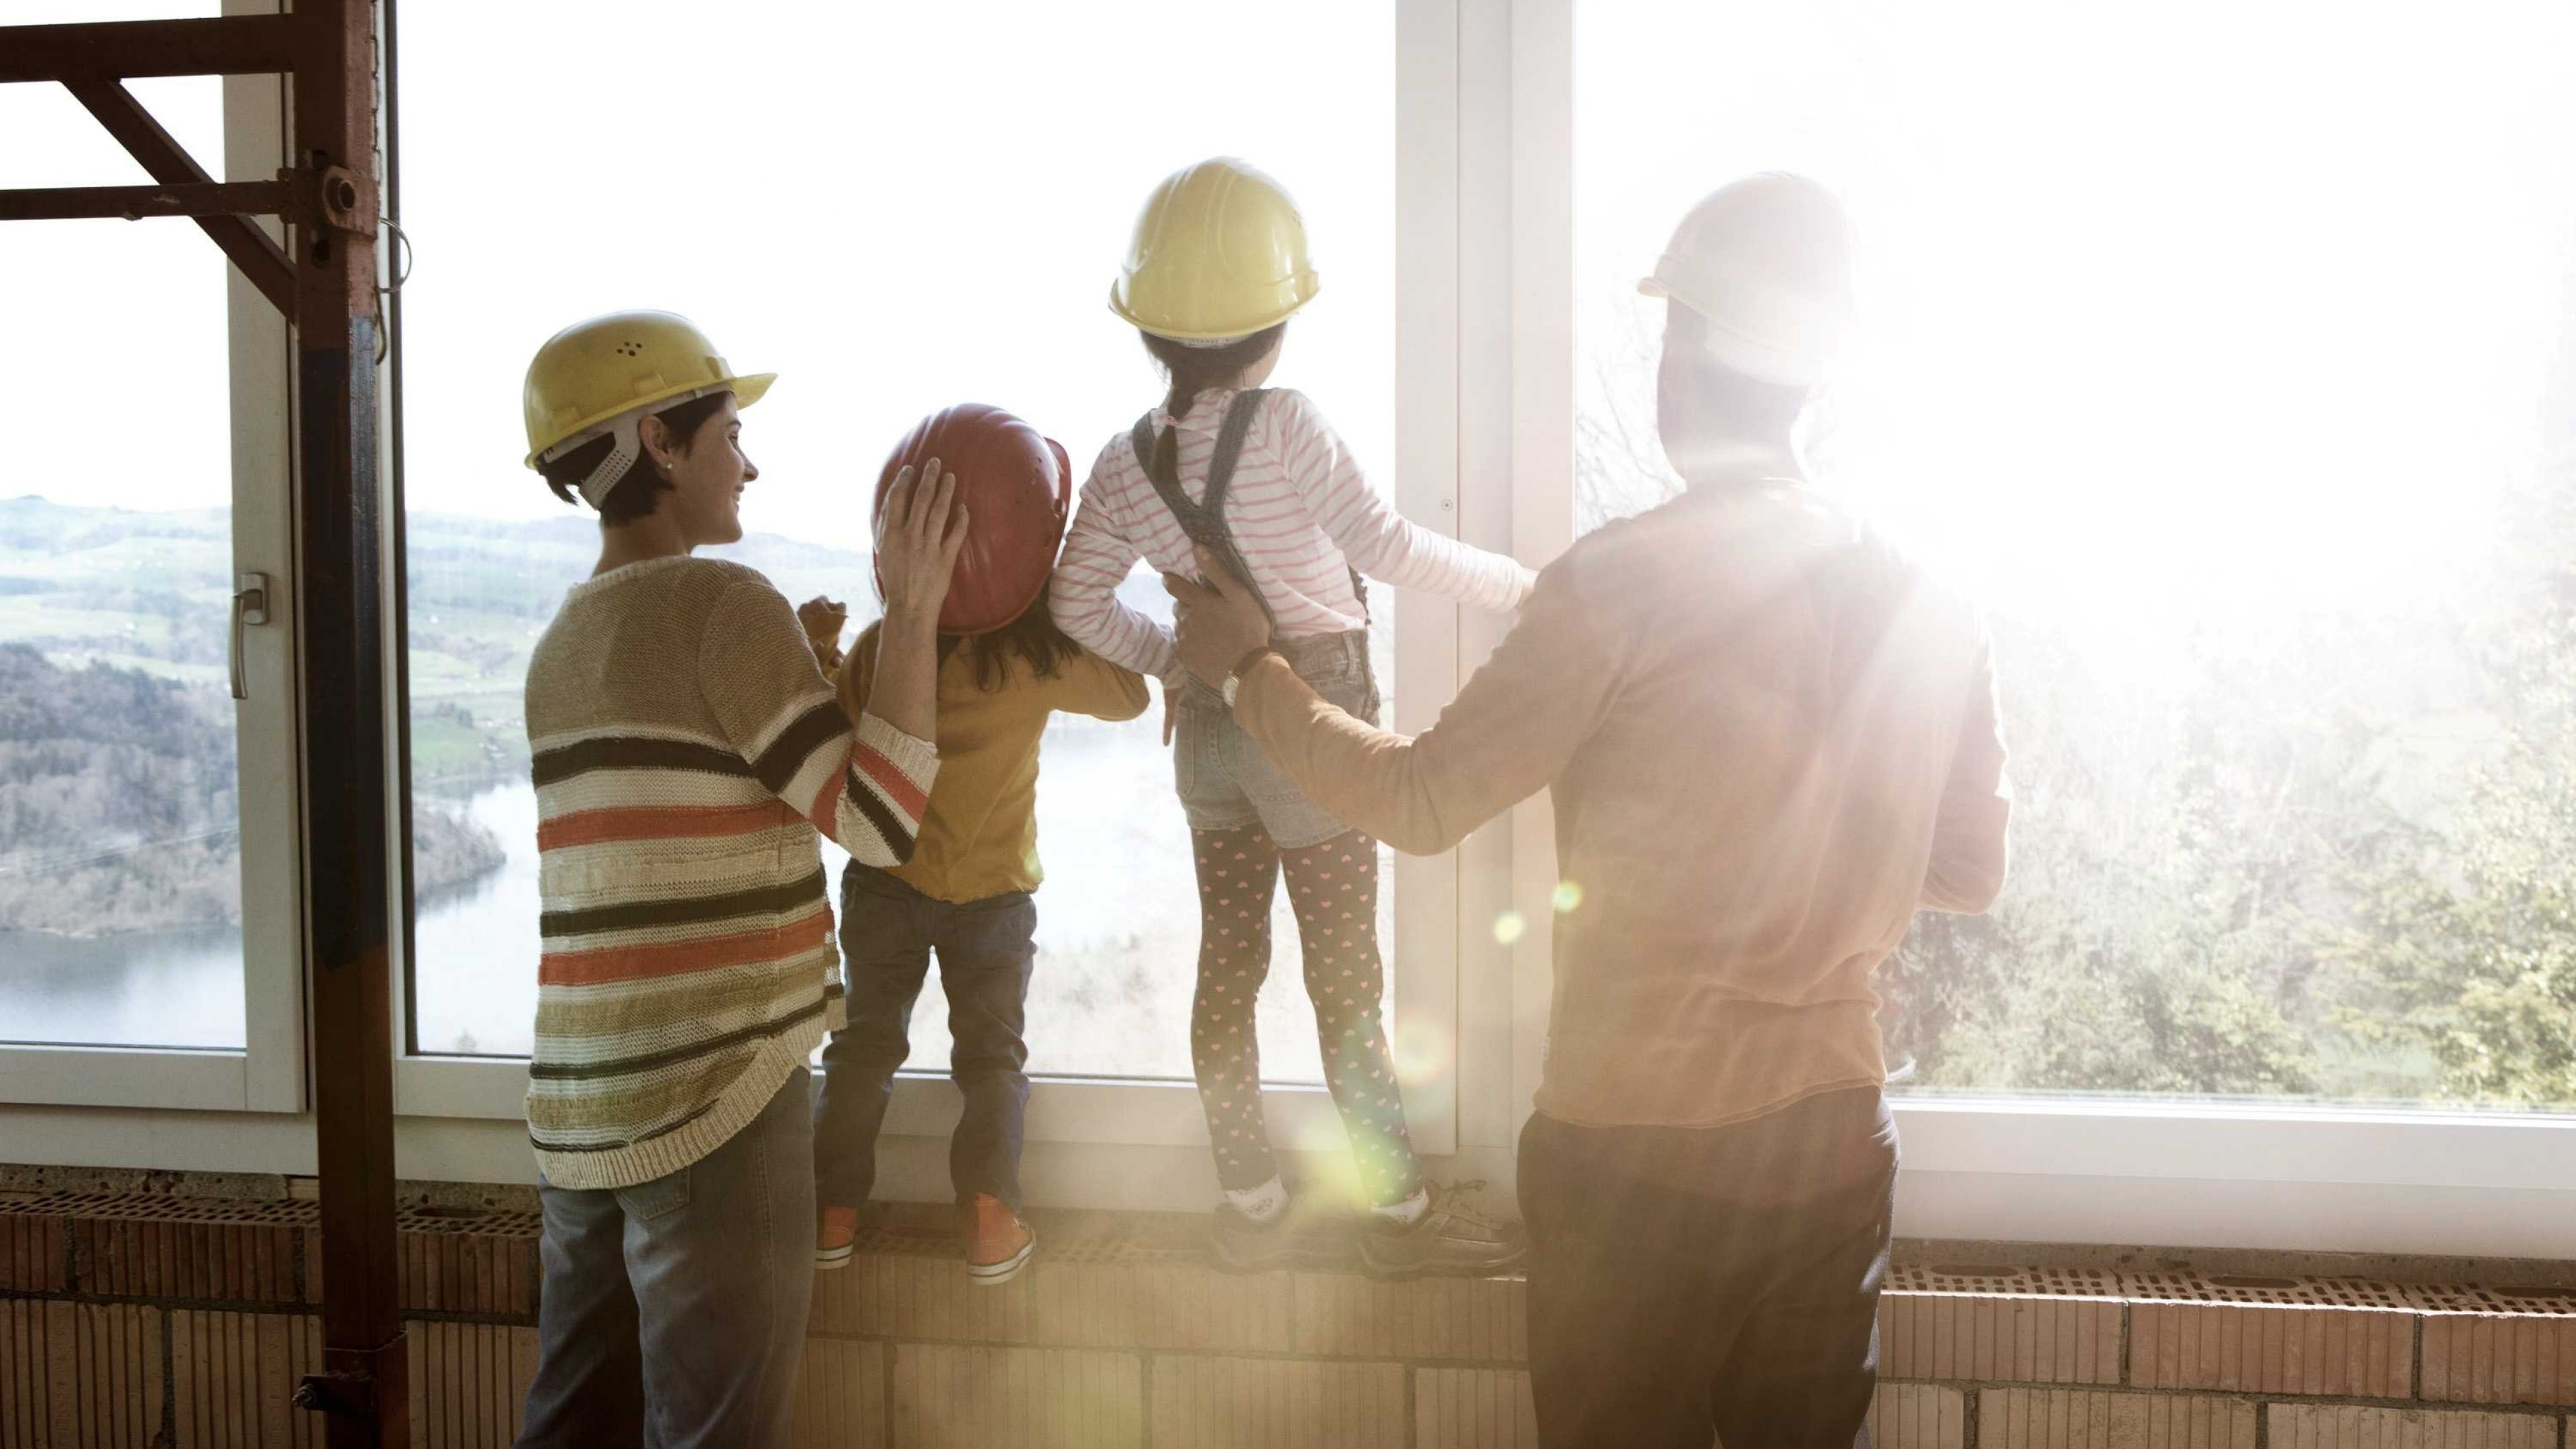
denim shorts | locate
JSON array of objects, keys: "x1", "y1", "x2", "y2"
[{"x1": 1174, "y1": 629, "x2": 1379, "y2": 849}]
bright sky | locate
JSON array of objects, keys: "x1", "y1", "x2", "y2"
[
  {"x1": 8, "y1": 1, "x2": 2575, "y2": 651},
  {"x1": 1577, "y1": 1, "x2": 2576, "y2": 633},
  {"x1": 2, "y1": 0, "x2": 1395, "y2": 550},
  {"x1": 0, "y1": 1, "x2": 227, "y2": 504},
  {"x1": 395, "y1": 1, "x2": 1394, "y2": 546}
]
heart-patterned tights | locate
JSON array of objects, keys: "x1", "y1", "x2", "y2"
[{"x1": 1187, "y1": 823, "x2": 1422, "y2": 1208}]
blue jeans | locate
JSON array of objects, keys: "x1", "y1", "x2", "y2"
[
  {"x1": 813, "y1": 863, "x2": 1036, "y2": 1210},
  {"x1": 517, "y1": 1067, "x2": 814, "y2": 1449},
  {"x1": 1173, "y1": 629, "x2": 1379, "y2": 849}
]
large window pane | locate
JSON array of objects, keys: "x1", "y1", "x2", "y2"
[
  {"x1": 0, "y1": 76, "x2": 246, "y2": 1049},
  {"x1": 397, "y1": 1, "x2": 1395, "y2": 1082},
  {"x1": 1576, "y1": 1, "x2": 2576, "y2": 1110}
]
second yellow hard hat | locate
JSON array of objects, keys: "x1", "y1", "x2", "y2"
[{"x1": 1109, "y1": 158, "x2": 1320, "y2": 343}]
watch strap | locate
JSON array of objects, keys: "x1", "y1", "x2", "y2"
[{"x1": 1229, "y1": 644, "x2": 1279, "y2": 684}]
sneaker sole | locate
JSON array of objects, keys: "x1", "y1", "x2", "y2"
[
  {"x1": 814, "y1": 1242, "x2": 855, "y2": 1272},
  {"x1": 1357, "y1": 1238, "x2": 1529, "y2": 1281},
  {"x1": 967, "y1": 1234, "x2": 1036, "y2": 1287}
]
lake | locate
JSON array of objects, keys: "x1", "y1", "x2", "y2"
[{"x1": 5, "y1": 722, "x2": 1383, "y2": 1086}]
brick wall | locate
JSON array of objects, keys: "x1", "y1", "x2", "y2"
[{"x1": 4, "y1": 1191, "x2": 2573, "y2": 1448}]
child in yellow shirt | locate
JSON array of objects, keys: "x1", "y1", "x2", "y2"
[{"x1": 806, "y1": 405, "x2": 1148, "y2": 1285}]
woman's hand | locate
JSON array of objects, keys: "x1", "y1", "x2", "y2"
[
  {"x1": 877, "y1": 459, "x2": 969, "y2": 636},
  {"x1": 1163, "y1": 543, "x2": 1273, "y2": 689}
]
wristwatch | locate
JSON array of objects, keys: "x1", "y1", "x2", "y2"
[{"x1": 1221, "y1": 644, "x2": 1278, "y2": 708}]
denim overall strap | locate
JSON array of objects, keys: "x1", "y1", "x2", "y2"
[
  {"x1": 1128, "y1": 388, "x2": 1371, "y2": 626},
  {"x1": 1132, "y1": 390, "x2": 1277, "y2": 626}
]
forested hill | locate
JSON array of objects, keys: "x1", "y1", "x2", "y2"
[
  {"x1": 0, "y1": 645, "x2": 502, "y2": 936},
  {"x1": 0, "y1": 643, "x2": 244, "y2": 934}
]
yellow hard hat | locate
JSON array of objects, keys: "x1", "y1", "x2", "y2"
[
  {"x1": 1109, "y1": 158, "x2": 1320, "y2": 342},
  {"x1": 522, "y1": 310, "x2": 775, "y2": 470}
]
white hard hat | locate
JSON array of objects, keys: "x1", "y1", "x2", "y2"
[{"x1": 1640, "y1": 172, "x2": 1856, "y2": 386}]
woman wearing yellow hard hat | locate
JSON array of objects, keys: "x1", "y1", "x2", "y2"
[
  {"x1": 512, "y1": 309, "x2": 968, "y2": 1446},
  {"x1": 1052, "y1": 158, "x2": 1539, "y2": 1277}
]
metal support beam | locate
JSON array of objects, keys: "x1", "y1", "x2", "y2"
[
  {"x1": 0, "y1": 179, "x2": 291, "y2": 223},
  {"x1": 64, "y1": 77, "x2": 297, "y2": 314},
  {"x1": 2, "y1": 2, "x2": 405, "y2": 1439},
  {"x1": 289, "y1": 0, "x2": 407, "y2": 1444},
  {"x1": 0, "y1": 15, "x2": 301, "y2": 83}
]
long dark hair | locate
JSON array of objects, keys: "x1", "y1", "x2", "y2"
[
  {"x1": 1140, "y1": 323, "x2": 1285, "y2": 423},
  {"x1": 857, "y1": 578, "x2": 1085, "y2": 694},
  {"x1": 1138, "y1": 323, "x2": 1285, "y2": 514}
]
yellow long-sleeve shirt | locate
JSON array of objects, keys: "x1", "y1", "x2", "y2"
[{"x1": 833, "y1": 627, "x2": 1149, "y2": 904}]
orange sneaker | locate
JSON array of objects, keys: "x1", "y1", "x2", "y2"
[
  {"x1": 963, "y1": 1193, "x2": 1035, "y2": 1286},
  {"x1": 815, "y1": 1205, "x2": 859, "y2": 1272}
]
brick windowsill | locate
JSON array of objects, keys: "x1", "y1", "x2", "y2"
[{"x1": 5, "y1": 1189, "x2": 2575, "y2": 1446}]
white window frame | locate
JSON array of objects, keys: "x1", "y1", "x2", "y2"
[
  {"x1": 0, "y1": 7, "x2": 305, "y2": 1116},
  {"x1": 9, "y1": 0, "x2": 2576, "y2": 1265},
  {"x1": 1501, "y1": 0, "x2": 2576, "y2": 1262},
  {"x1": 378, "y1": 0, "x2": 1477, "y2": 1171}
]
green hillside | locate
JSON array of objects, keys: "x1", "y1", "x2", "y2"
[
  {"x1": 0, "y1": 494, "x2": 877, "y2": 782},
  {"x1": 0, "y1": 496, "x2": 874, "y2": 934}
]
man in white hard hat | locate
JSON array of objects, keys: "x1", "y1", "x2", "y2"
[{"x1": 1166, "y1": 174, "x2": 2010, "y2": 1447}]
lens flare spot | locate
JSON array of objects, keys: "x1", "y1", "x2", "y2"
[
  {"x1": 1289, "y1": 1112, "x2": 1351, "y2": 1155},
  {"x1": 1493, "y1": 910, "x2": 1527, "y2": 946},
  {"x1": 1295, "y1": 1148, "x2": 1365, "y2": 1209},
  {"x1": 1552, "y1": 880, "x2": 1585, "y2": 914},
  {"x1": 1392, "y1": 1019, "x2": 1451, "y2": 1080}
]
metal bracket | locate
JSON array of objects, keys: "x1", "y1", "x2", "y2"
[
  {"x1": 291, "y1": 1371, "x2": 374, "y2": 1417},
  {"x1": 282, "y1": 160, "x2": 378, "y2": 237},
  {"x1": 292, "y1": 1333, "x2": 407, "y2": 1418}
]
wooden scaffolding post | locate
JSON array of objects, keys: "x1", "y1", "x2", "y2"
[{"x1": 0, "y1": 5, "x2": 406, "y2": 1443}]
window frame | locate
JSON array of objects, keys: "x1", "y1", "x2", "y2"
[
  {"x1": 375, "y1": 0, "x2": 1472, "y2": 1161},
  {"x1": 7, "y1": 0, "x2": 2576, "y2": 1265},
  {"x1": 0, "y1": 19, "x2": 304, "y2": 1116},
  {"x1": 1505, "y1": 0, "x2": 2576, "y2": 1258}
]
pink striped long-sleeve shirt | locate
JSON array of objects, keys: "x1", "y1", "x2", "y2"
[{"x1": 1051, "y1": 387, "x2": 1537, "y2": 680}]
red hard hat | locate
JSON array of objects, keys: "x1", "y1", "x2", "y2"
[{"x1": 873, "y1": 403, "x2": 1073, "y2": 636}]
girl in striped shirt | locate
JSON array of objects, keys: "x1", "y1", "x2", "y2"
[{"x1": 1051, "y1": 158, "x2": 1535, "y2": 1276}]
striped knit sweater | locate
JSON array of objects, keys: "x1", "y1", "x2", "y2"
[{"x1": 522, "y1": 555, "x2": 937, "y2": 1191}]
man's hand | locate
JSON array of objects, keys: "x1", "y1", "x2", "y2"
[
  {"x1": 877, "y1": 458, "x2": 969, "y2": 636},
  {"x1": 1163, "y1": 543, "x2": 1273, "y2": 688}
]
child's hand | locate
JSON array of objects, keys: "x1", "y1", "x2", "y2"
[{"x1": 798, "y1": 596, "x2": 848, "y2": 673}]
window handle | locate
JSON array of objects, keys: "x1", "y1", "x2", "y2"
[{"x1": 231, "y1": 572, "x2": 270, "y2": 701}]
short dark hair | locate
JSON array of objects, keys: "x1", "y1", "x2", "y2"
[{"x1": 535, "y1": 391, "x2": 734, "y2": 525}]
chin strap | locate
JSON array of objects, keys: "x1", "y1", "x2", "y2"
[{"x1": 537, "y1": 384, "x2": 731, "y2": 508}]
